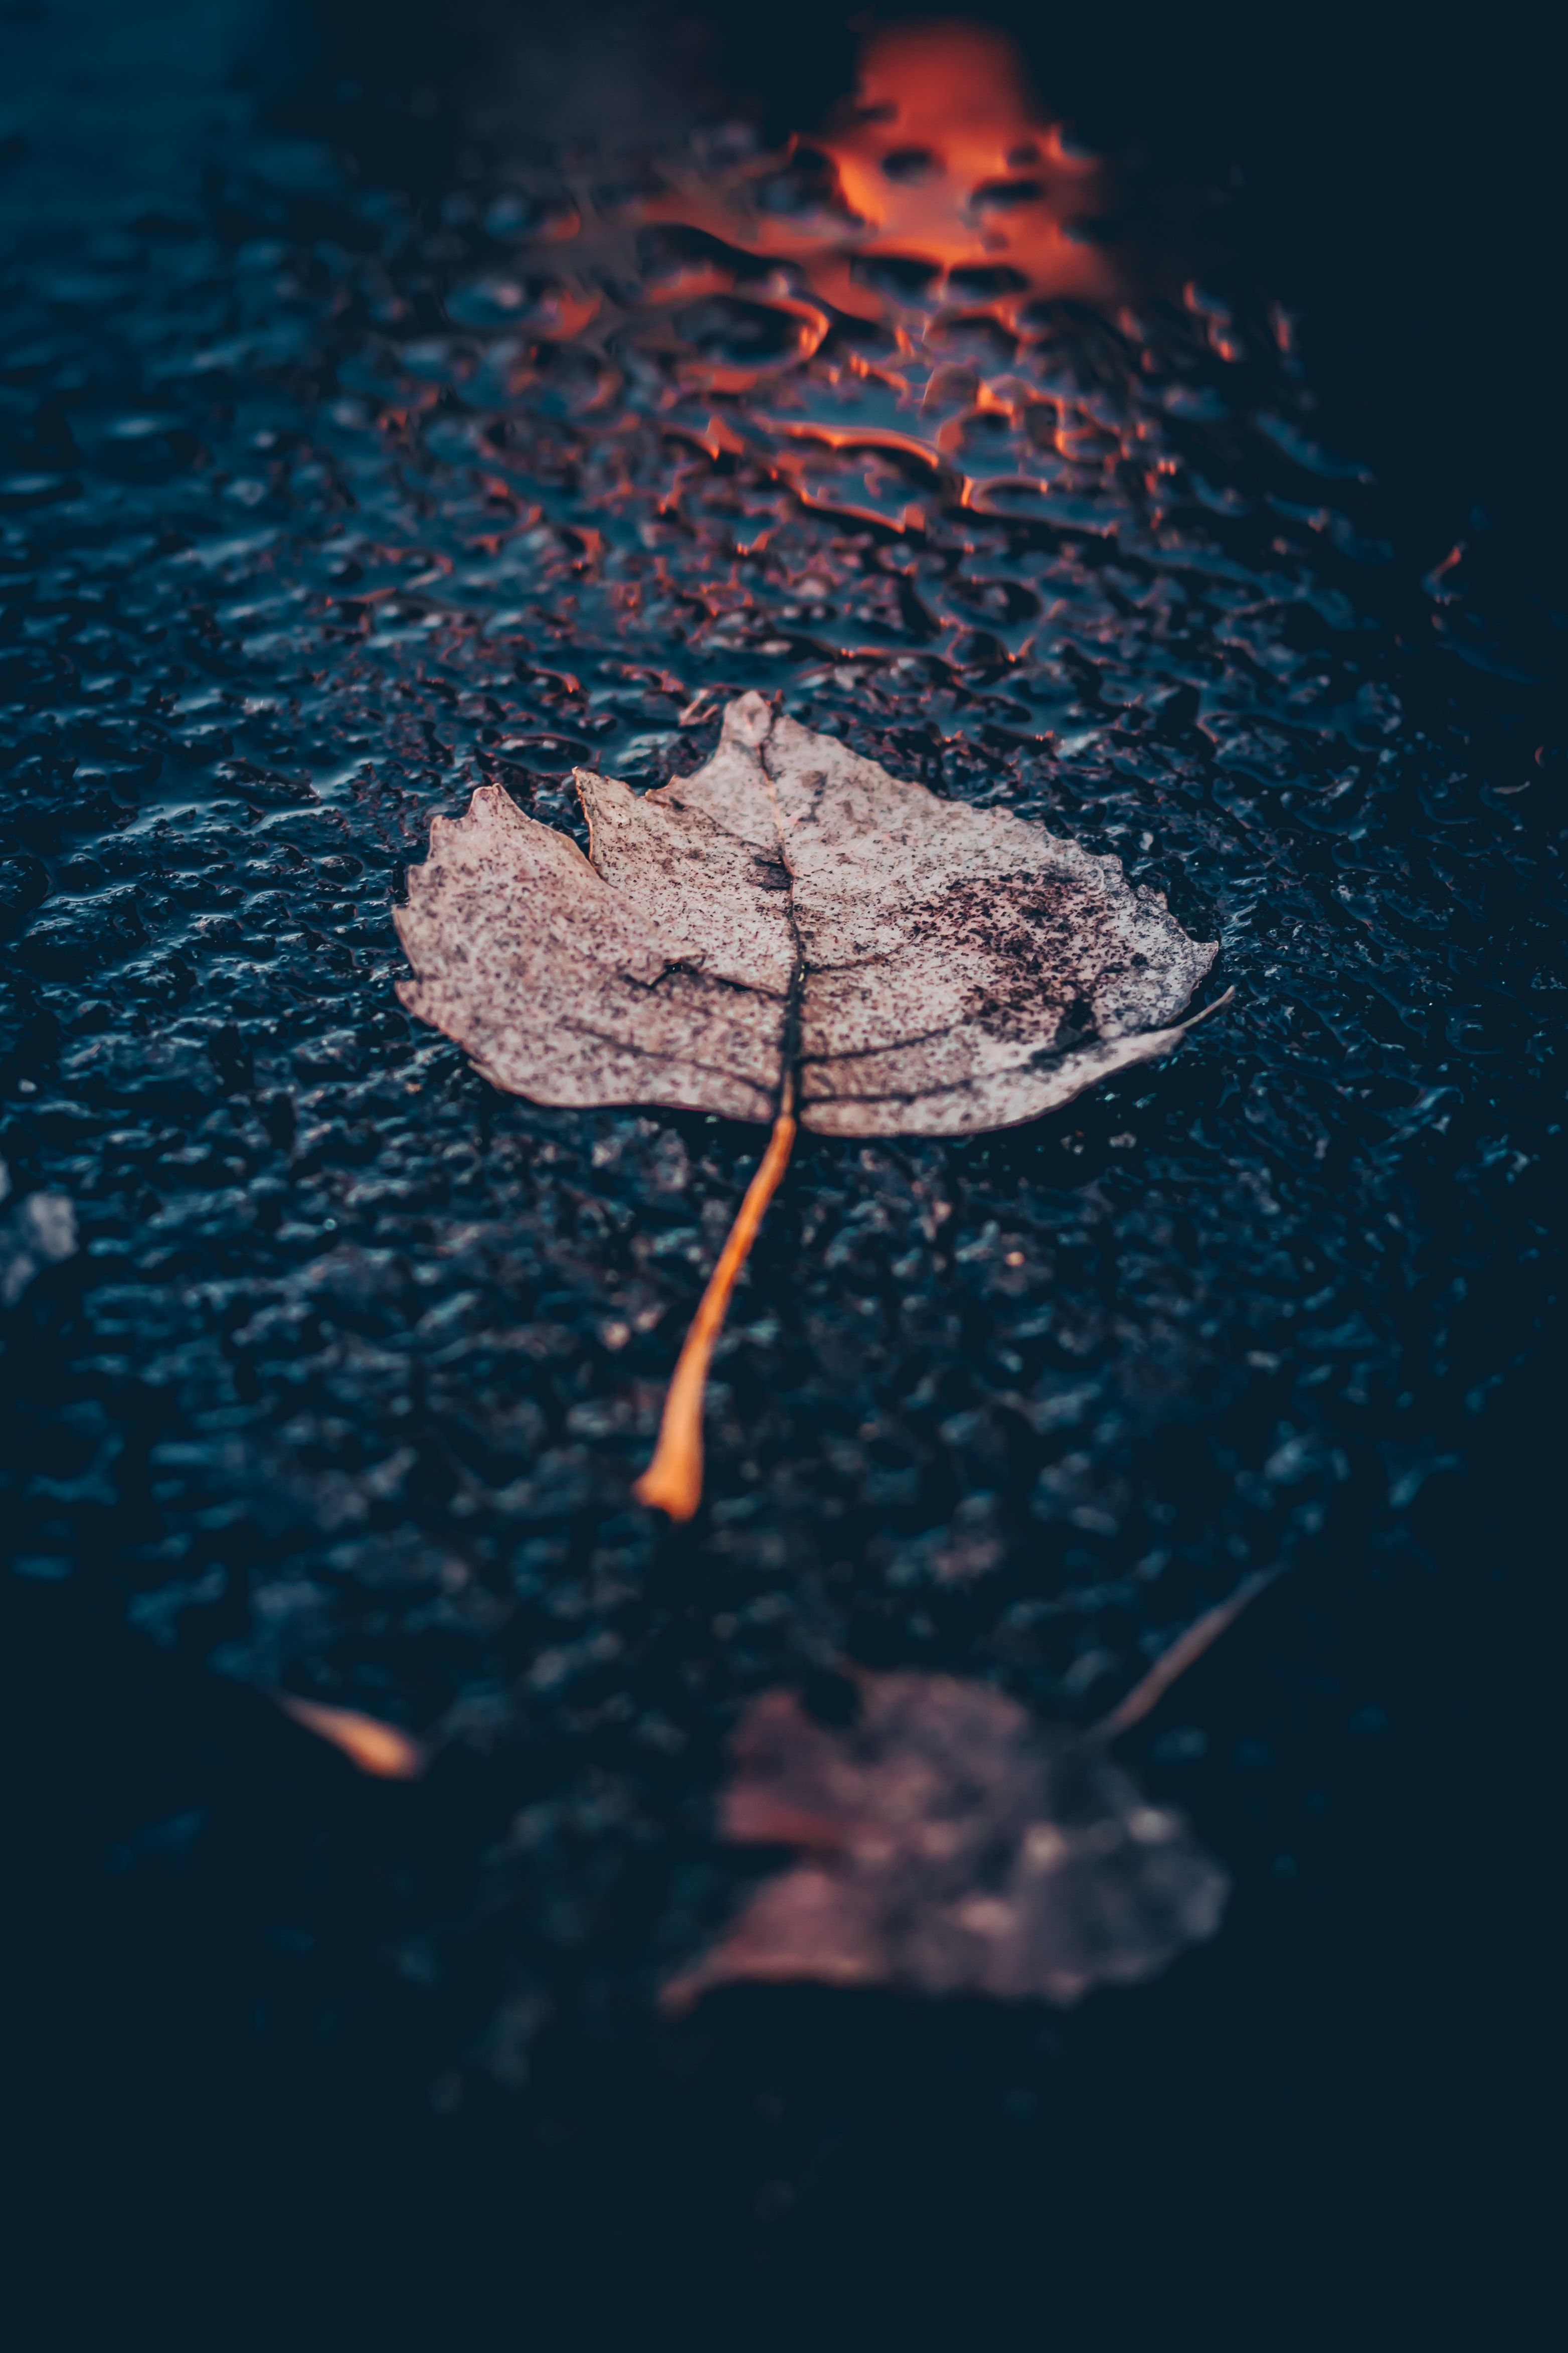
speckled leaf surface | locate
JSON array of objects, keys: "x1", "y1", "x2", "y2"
[{"x1": 396, "y1": 691, "x2": 1217, "y2": 1135}]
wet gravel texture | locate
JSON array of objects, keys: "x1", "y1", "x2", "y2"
[{"x1": 5, "y1": 3, "x2": 1562, "y2": 2339}]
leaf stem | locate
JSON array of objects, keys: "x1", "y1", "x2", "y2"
[
  {"x1": 634, "y1": 1076, "x2": 797, "y2": 1522},
  {"x1": 1092, "y1": 1566, "x2": 1282, "y2": 1741}
]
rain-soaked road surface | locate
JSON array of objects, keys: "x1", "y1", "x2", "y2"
[{"x1": 4, "y1": 3, "x2": 1560, "y2": 2338}]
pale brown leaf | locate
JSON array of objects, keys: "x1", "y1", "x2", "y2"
[
  {"x1": 396, "y1": 693, "x2": 1226, "y2": 1515},
  {"x1": 396, "y1": 692, "x2": 1219, "y2": 1139},
  {"x1": 662, "y1": 1672, "x2": 1228, "y2": 2013}
]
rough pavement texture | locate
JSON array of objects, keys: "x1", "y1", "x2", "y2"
[{"x1": 1, "y1": 0, "x2": 1560, "y2": 2154}]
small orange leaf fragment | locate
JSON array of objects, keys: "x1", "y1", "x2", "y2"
[{"x1": 277, "y1": 1695, "x2": 427, "y2": 1779}]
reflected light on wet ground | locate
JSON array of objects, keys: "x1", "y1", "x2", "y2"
[
  {"x1": 639, "y1": 21, "x2": 1125, "y2": 312},
  {"x1": 487, "y1": 22, "x2": 1160, "y2": 531}
]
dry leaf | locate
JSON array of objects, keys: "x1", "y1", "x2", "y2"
[
  {"x1": 397, "y1": 691, "x2": 1216, "y2": 1139},
  {"x1": 661, "y1": 1671, "x2": 1228, "y2": 2014},
  {"x1": 396, "y1": 693, "x2": 1224, "y2": 1514},
  {"x1": 664, "y1": 1574, "x2": 1274, "y2": 2013}
]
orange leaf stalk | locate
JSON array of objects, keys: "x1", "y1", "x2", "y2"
[{"x1": 635, "y1": 1077, "x2": 797, "y2": 1521}]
